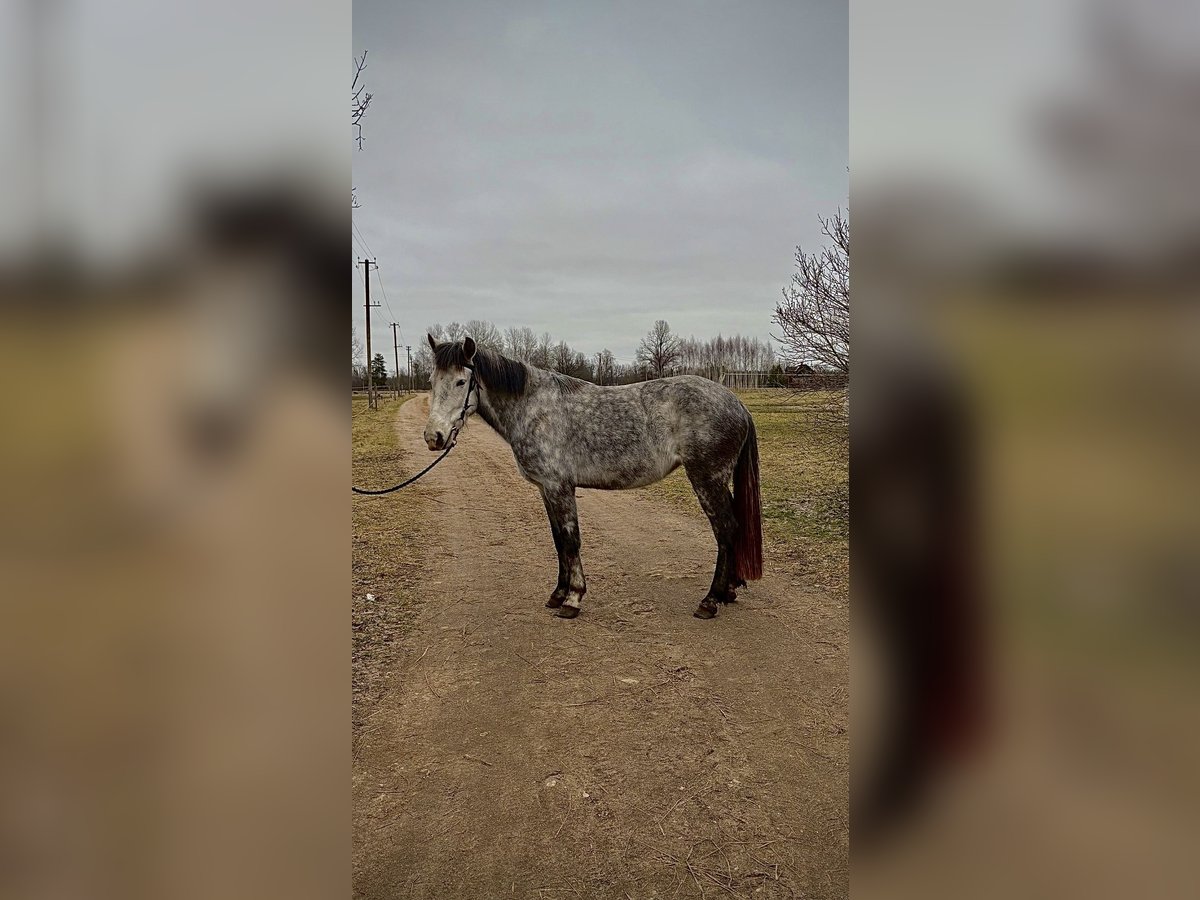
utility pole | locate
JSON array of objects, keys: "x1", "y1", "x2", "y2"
[
  {"x1": 358, "y1": 258, "x2": 380, "y2": 409},
  {"x1": 391, "y1": 323, "x2": 402, "y2": 399},
  {"x1": 405, "y1": 346, "x2": 413, "y2": 393}
]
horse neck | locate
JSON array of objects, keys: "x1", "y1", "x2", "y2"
[{"x1": 475, "y1": 365, "x2": 537, "y2": 443}]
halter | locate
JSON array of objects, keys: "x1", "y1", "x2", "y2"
[
  {"x1": 445, "y1": 364, "x2": 477, "y2": 447},
  {"x1": 351, "y1": 365, "x2": 475, "y2": 496}
]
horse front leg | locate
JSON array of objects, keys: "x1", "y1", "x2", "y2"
[
  {"x1": 539, "y1": 483, "x2": 586, "y2": 619},
  {"x1": 542, "y1": 504, "x2": 570, "y2": 610}
]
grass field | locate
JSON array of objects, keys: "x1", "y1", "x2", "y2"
[
  {"x1": 352, "y1": 395, "x2": 423, "y2": 733},
  {"x1": 637, "y1": 389, "x2": 849, "y2": 599}
]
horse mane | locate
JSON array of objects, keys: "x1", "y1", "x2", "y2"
[
  {"x1": 433, "y1": 342, "x2": 528, "y2": 396},
  {"x1": 547, "y1": 371, "x2": 587, "y2": 394}
]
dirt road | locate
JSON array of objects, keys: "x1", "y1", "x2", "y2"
[{"x1": 353, "y1": 395, "x2": 847, "y2": 899}]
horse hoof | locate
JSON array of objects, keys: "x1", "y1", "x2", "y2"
[
  {"x1": 693, "y1": 603, "x2": 718, "y2": 619},
  {"x1": 546, "y1": 594, "x2": 565, "y2": 609},
  {"x1": 556, "y1": 605, "x2": 580, "y2": 619}
]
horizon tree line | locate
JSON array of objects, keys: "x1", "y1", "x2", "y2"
[
  {"x1": 382, "y1": 320, "x2": 779, "y2": 388},
  {"x1": 353, "y1": 206, "x2": 850, "y2": 388}
]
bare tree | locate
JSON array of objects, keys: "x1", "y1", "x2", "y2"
[
  {"x1": 569, "y1": 350, "x2": 592, "y2": 381},
  {"x1": 675, "y1": 333, "x2": 776, "y2": 381},
  {"x1": 504, "y1": 326, "x2": 538, "y2": 361},
  {"x1": 773, "y1": 210, "x2": 849, "y2": 374},
  {"x1": 351, "y1": 51, "x2": 374, "y2": 208},
  {"x1": 352, "y1": 51, "x2": 374, "y2": 151},
  {"x1": 594, "y1": 349, "x2": 617, "y2": 385},
  {"x1": 637, "y1": 320, "x2": 681, "y2": 378},
  {"x1": 464, "y1": 319, "x2": 502, "y2": 349},
  {"x1": 552, "y1": 340, "x2": 573, "y2": 373},
  {"x1": 533, "y1": 332, "x2": 554, "y2": 369},
  {"x1": 413, "y1": 320, "x2": 777, "y2": 390},
  {"x1": 413, "y1": 328, "x2": 439, "y2": 386}
]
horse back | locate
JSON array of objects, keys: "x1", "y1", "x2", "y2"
[{"x1": 514, "y1": 376, "x2": 750, "y2": 489}]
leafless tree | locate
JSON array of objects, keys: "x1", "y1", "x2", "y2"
[
  {"x1": 675, "y1": 333, "x2": 776, "y2": 380},
  {"x1": 504, "y1": 326, "x2": 537, "y2": 361},
  {"x1": 552, "y1": 340, "x2": 573, "y2": 373},
  {"x1": 533, "y1": 332, "x2": 554, "y2": 369},
  {"x1": 774, "y1": 209, "x2": 849, "y2": 374},
  {"x1": 412, "y1": 342, "x2": 432, "y2": 386},
  {"x1": 352, "y1": 324, "x2": 363, "y2": 365},
  {"x1": 637, "y1": 319, "x2": 681, "y2": 379},
  {"x1": 594, "y1": 349, "x2": 617, "y2": 385},
  {"x1": 351, "y1": 50, "x2": 373, "y2": 208},
  {"x1": 464, "y1": 319, "x2": 503, "y2": 349},
  {"x1": 413, "y1": 320, "x2": 776, "y2": 390},
  {"x1": 569, "y1": 351, "x2": 592, "y2": 381},
  {"x1": 352, "y1": 50, "x2": 373, "y2": 151}
]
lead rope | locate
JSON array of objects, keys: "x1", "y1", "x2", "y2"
[{"x1": 352, "y1": 368, "x2": 475, "y2": 496}]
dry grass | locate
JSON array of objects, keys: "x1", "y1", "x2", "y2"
[
  {"x1": 637, "y1": 389, "x2": 849, "y2": 599},
  {"x1": 352, "y1": 395, "x2": 426, "y2": 737}
]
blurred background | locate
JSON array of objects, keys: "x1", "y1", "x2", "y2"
[
  {"x1": 0, "y1": 2, "x2": 347, "y2": 898},
  {"x1": 852, "y1": 0, "x2": 1200, "y2": 897}
]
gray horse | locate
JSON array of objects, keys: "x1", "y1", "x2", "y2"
[{"x1": 422, "y1": 334, "x2": 762, "y2": 619}]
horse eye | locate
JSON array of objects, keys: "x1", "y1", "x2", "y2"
[{"x1": 455, "y1": 379, "x2": 466, "y2": 387}]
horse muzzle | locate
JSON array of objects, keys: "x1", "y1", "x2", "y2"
[{"x1": 423, "y1": 426, "x2": 448, "y2": 451}]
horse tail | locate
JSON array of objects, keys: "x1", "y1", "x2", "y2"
[{"x1": 733, "y1": 418, "x2": 763, "y2": 581}]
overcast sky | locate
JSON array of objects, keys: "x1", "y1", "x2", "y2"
[{"x1": 352, "y1": 0, "x2": 846, "y2": 364}]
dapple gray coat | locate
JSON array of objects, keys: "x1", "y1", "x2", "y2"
[{"x1": 423, "y1": 335, "x2": 762, "y2": 619}]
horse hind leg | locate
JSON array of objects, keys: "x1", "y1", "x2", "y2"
[
  {"x1": 544, "y1": 519, "x2": 570, "y2": 609},
  {"x1": 694, "y1": 546, "x2": 734, "y2": 620},
  {"x1": 687, "y1": 471, "x2": 739, "y2": 619}
]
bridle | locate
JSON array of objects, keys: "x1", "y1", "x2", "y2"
[
  {"x1": 446, "y1": 365, "x2": 478, "y2": 443},
  {"x1": 351, "y1": 365, "x2": 476, "y2": 496}
]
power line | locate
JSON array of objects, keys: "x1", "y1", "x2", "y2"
[
  {"x1": 373, "y1": 265, "x2": 401, "y2": 343},
  {"x1": 352, "y1": 220, "x2": 375, "y2": 258},
  {"x1": 350, "y1": 221, "x2": 401, "y2": 343},
  {"x1": 350, "y1": 224, "x2": 403, "y2": 360}
]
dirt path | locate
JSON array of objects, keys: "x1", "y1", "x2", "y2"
[{"x1": 353, "y1": 396, "x2": 847, "y2": 899}]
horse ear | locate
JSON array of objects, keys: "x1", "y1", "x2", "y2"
[
  {"x1": 463, "y1": 336, "x2": 477, "y2": 361},
  {"x1": 427, "y1": 333, "x2": 438, "y2": 351}
]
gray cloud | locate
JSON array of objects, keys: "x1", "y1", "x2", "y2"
[{"x1": 353, "y1": 0, "x2": 847, "y2": 361}]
